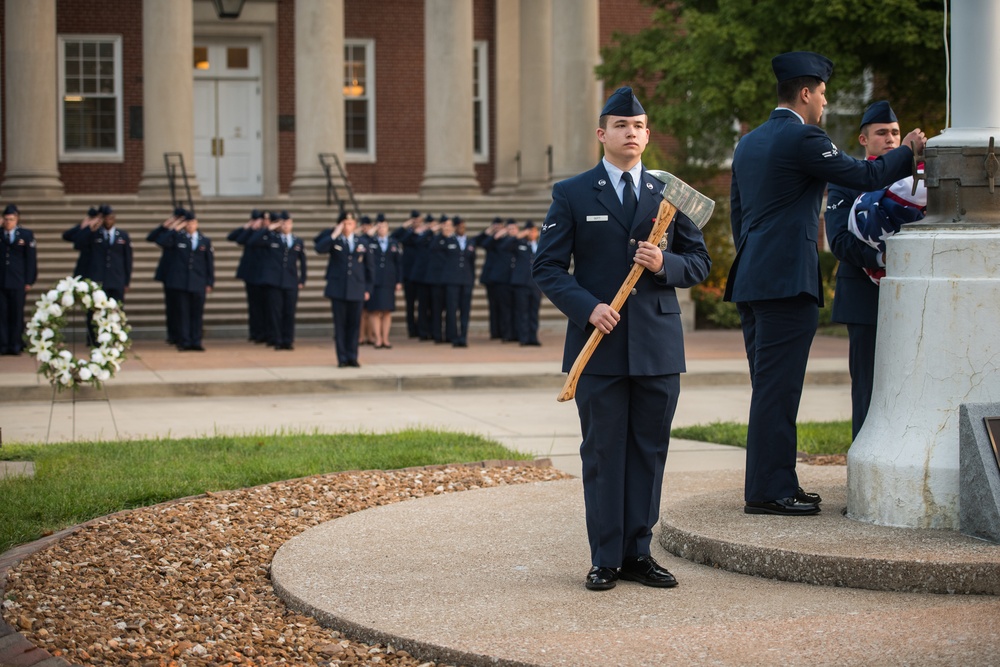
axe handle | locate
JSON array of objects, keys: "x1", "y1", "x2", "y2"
[{"x1": 557, "y1": 199, "x2": 678, "y2": 402}]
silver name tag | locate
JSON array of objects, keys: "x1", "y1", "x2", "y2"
[{"x1": 586, "y1": 215, "x2": 609, "y2": 222}]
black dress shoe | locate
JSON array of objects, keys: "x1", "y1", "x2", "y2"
[
  {"x1": 348, "y1": 360, "x2": 361, "y2": 367},
  {"x1": 745, "y1": 497, "x2": 821, "y2": 516},
  {"x1": 338, "y1": 362, "x2": 349, "y2": 368},
  {"x1": 452, "y1": 341, "x2": 467, "y2": 348},
  {"x1": 796, "y1": 487, "x2": 822, "y2": 504},
  {"x1": 620, "y1": 555, "x2": 678, "y2": 588},
  {"x1": 585, "y1": 566, "x2": 619, "y2": 591}
]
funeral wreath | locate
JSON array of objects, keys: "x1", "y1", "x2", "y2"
[{"x1": 25, "y1": 276, "x2": 131, "y2": 390}]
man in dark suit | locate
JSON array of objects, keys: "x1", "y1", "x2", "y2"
[
  {"x1": 62, "y1": 204, "x2": 133, "y2": 345},
  {"x1": 533, "y1": 87, "x2": 711, "y2": 591},
  {"x1": 509, "y1": 220, "x2": 542, "y2": 346},
  {"x1": 248, "y1": 211, "x2": 307, "y2": 350},
  {"x1": 826, "y1": 101, "x2": 903, "y2": 440},
  {"x1": 726, "y1": 52, "x2": 926, "y2": 516},
  {"x1": 315, "y1": 211, "x2": 372, "y2": 367},
  {"x1": 155, "y1": 210, "x2": 214, "y2": 351},
  {"x1": 436, "y1": 215, "x2": 477, "y2": 348},
  {"x1": 0, "y1": 204, "x2": 37, "y2": 355}
]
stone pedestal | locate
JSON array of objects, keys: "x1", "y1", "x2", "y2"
[
  {"x1": 847, "y1": 229, "x2": 1000, "y2": 529},
  {"x1": 959, "y1": 403, "x2": 1000, "y2": 543}
]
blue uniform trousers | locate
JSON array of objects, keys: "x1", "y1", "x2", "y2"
[
  {"x1": 266, "y1": 286, "x2": 298, "y2": 348},
  {"x1": 331, "y1": 298, "x2": 363, "y2": 364},
  {"x1": 576, "y1": 373, "x2": 679, "y2": 568},
  {"x1": 739, "y1": 295, "x2": 818, "y2": 503},
  {"x1": 0, "y1": 287, "x2": 26, "y2": 354},
  {"x1": 847, "y1": 322, "x2": 877, "y2": 439}
]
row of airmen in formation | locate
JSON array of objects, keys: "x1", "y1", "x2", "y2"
[{"x1": 0, "y1": 204, "x2": 541, "y2": 365}]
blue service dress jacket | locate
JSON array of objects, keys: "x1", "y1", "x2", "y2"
[
  {"x1": 825, "y1": 183, "x2": 881, "y2": 326},
  {"x1": 725, "y1": 108, "x2": 913, "y2": 305},
  {"x1": 248, "y1": 229, "x2": 307, "y2": 290},
  {"x1": 533, "y1": 161, "x2": 711, "y2": 376},
  {"x1": 62, "y1": 225, "x2": 133, "y2": 294},
  {"x1": 0, "y1": 227, "x2": 37, "y2": 289},
  {"x1": 314, "y1": 230, "x2": 372, "y2": 301},
  {"x1": 434, "y1": 235, "x2": 476, "y2": 286},
  {"x1": 155, "y1": 230, "x2": 215, "y2": 293}
]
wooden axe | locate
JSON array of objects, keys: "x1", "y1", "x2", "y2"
[{"x1": 556, "y1": 170, "x2": 716, "y2": 402}]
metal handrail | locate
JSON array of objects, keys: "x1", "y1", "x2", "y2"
[
  {"x1": 318, "y1": 153, "x2": 360, "y2": 218},
  {"x1": 163, "y1": 152, "x2": 195, "y2": 215}
]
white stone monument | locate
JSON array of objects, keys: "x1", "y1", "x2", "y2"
[{"x1": 847, "y1": 0, "x2": 1000, "y2": 529}]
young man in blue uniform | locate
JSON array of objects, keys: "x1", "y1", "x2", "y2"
[
  {"x1": 155, "y1": 210, "x2": 215, "y2": 351},
  {"x1": 509, "y1": 220, "x2": 541, "y2": 346},
  {"x1": 0, "y1": 204, "x2": 37, "y2": 356},
  {"x1": 315, "y1": 212, "x2": 372, "y2": 367},
  {"x1": 825, "y1": 101, "x2": 904, "y2": 440},
  {"x1": 436, "y1": 215, "x2": 476, "y2": 348},
  {"x1": 248, "y1": 211, "x2": 307, "y2": 350},
  {"x1": 62, "y1": 204, "x2": 133, "y2": 346},
  {"x1": 726, "y1": 52, "x2": 926, "y2": 516},
  {"x1": 533, "y1": 87, "x2": 711, "y2": 591}
]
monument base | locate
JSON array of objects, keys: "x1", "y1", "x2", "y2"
[{"x1": 848, "y1": 227, "x2": 1000, "y2": 530}]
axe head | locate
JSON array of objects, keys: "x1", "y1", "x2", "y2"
[{"x1": 647, "y1": 169, "x2": 716, "y2": 229}]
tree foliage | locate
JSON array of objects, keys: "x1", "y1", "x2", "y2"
[{"x1": 598, "y1": 0, "x2": 948, "y2": 166}]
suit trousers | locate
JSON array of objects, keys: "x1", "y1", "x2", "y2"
[
  {"x1": 576, "y1": 373, "x2": 679, "y2": 568},
  {"x1": 163, "y1": 286, "x2": 183, "y2": 345},
  {"x1": 485, "y1": 284, "x2": 502, "y2": 338},
  {"x1": 403, "y1": 281, "x2": 419, "y2": 337},
  {"x1": 0, "y1": 287, "x2": 27, "y2": 353},
  {"x1": 445, "y1": 284, "x2": 473, "y2": 345},
  {"x1": 247, "y1": 283, "x2": 268, "y2": 342},
  {"x1": 847, "y1": 322, "x2": 877, "y2": 439},
  {"x1": 266, "y1": 286, "x2": 298, "y2": 347},
  {"x1": 331, "y1": 298, "x2": 363, "y2": 364},
  {"x1": 176, "y1": 289, "x2": 206, "y2": 348},
  {"x1": 739, "y1": 295, "x2": 818, "y2": 503}
]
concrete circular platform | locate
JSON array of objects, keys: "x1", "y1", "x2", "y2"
[
  {"x1": 270, "y1": 474, "x2": 1000, "y2": 667},
  {"x1": 660, "y1": 471, "x2": 1000, "y2": 595}
]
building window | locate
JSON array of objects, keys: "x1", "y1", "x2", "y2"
[
  {"x1": 58, "y1": 35, "x2": 123, "y2": 162},
  {"x1": 344, "y1": 40, "x2": 375, "y2": 161},
  {"x1": 473, "y1": 41, "x2": 489, "y2": 162}
]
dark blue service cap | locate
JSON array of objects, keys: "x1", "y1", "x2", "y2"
[
  {"x1": 88, "y1": 207, "x2": 99, "y2": 217},
  {"x1": 452, "y1": 215, "x2": 463, "y2": 225},
  {"x1": 492, "y1": 216, "x2": 502, "y2": 224},
  {"x1": 250, "y1": 209, "x2": 263, "y2": 219},
  {"x1": 99, "y1": 204, "x2": 114, "y2": 216},
  {"x1": 523, "y1": 220, "x2": 535, "y2": 229},
  {"x1": 424, "y1": 214, "x2": 435, "y2": 223},
  {"x1": 600, "y1": 86, "x2": 645, "y2": 118},
  {"x1": 771, "y1": 51, "x2": 834, "y2": 83},
  {"x1": 361, "y1": 215, "x2": 372, "y2": 225},
  {"x1": 410, "y1": 209, "x2": 421, "y2": 219},
  {"x1": 2, "y1": 204, "x2": 17, "y2": 216},
  {"x1": 337, "y1": 211, "x2": 350, "y2": 222},
  {"x1": 376, "y1": 212, "x2": 386, "y2": 222},
  {"x1": 183, "y1": 210, "x2": 196, "y2": 221},
  {"x1": 280, "y1": 210, "x2": 291, "y2": 220},
  {"x1": 173, "y1": 207, "x2": 187, "y2": 218},
  {"x1": 439, "y1": 214, "x2": 449, "y2": 223},
  {"x1": 860, "y1": 100, "x2": 898, "y2": 128},
  {"x1": 506, "y1": 218, "x2": 518, "y2": 226}
]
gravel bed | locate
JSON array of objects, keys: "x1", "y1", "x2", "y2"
[{"x1": 2, "y1": 463, "x2": 569, "y2": 666}]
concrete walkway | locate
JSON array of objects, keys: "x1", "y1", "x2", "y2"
[{"x1": 8, "y1": 328, "x2": 994, "y2": 666}]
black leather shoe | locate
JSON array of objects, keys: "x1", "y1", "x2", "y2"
[
  {"x1": 348, "y1": 360, "x2": 361, "y2": 367},
  {"x1": 796, "y1": 487, "x2": 822, "y2": 504},
  {"x1": 620, "y1": 555, "x2": 678, "y2": 588},
  {"x1": 745, "y1": 497, "x2": 821, "y2": 516},
  {"x1": 585, "y1": 566, "x2": 619, "y2": 591}
]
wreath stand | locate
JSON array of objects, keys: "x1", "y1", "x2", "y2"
[{"x1": 43, "y1": 306, "x2": 120, "y2": 443}]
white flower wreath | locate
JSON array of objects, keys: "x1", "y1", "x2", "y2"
[{"x1": 25, "y1": 276, "x2": 132, "y2": 390}]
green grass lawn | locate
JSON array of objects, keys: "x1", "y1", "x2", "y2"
[
  {"x1": 0, "y1": 429, "x2": 531, "y2": 554},
  {"x1": 672, "y1": 420, "x2": 852, "y2": 455}
]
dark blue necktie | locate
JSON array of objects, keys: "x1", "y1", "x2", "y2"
[{"x1": 622, "y1": 171, "x2": 637, "y2": 223}]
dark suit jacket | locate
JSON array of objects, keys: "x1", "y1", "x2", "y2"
[
  {"x1": 248, "y1": 229, "x2": 307, "y2": 290},
  {"x1": 314, "y1": 230, "x2": 372, "y2": 301},
  {"x1": 726, "y1": 108, "x2": 913, "y2": 305},
  {"x1": 825, "y1": 183, "x2": 881, "y2": 326},
  {"x1": 62, "y1": 225, "x2": 133, "y2": 293},
  {"x1": 0, "y1": 227, "x2": 37, "y2": 289},
  {"x1": 155, "y1": 231, "x2": 215, "y2": 293},
  {"x1": 533, "y1": 161, "x2": 711, "y2": 376}
]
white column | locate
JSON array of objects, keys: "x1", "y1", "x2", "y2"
[
  {"x1": 515, "y1": 0, "x2": 552, "y2": 194},
  {"x1": 2, "y1": 0, "x2": 64, "y2": 197},
  {"x1": 290, "y1": 0, "x2": 344, "y2": 199},
  {"x1": 550, "y1": 0, "x2": 600, "y2": 182},
  {"x1": 490, "y1": 0, "x2": 520, "y2": 195},
  {"x1": 847, "y1": 0, "x2": 1000, "y2": 529},
  {"x1": 139, "y1": 0, "x2": 198, "y2": 196},
  {"x1": 420, "y1": 0, "x2": 480, "y2": 196}
]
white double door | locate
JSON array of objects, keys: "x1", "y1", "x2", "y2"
[{"x1": 193, "y1": 43, "x2": 263, "y2": 196}]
